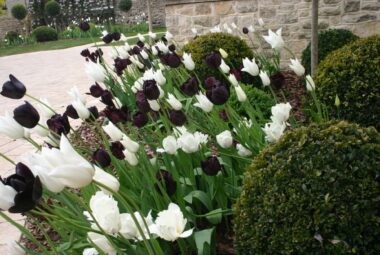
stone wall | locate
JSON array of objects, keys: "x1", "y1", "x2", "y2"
[
  {"x1": 0, "y1": 16, "x2": 22, "y2": 39},
  {"x1": 165, "y1": 0, "x2": 380, "y2": 58},
  {"x1": 118, "y1": 0, "x2": 166, "y2": 26}
]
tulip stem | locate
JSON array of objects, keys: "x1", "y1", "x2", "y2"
[
  {"x1": 0, "y1": 152, "x2": 15, "y2": 165},
  {"x1": 25, "y1": 93, "x2": 57, "y2": 115}
]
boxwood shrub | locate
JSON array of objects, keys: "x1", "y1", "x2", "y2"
[
  {"x1": 11, "y1": 3, "x2": 27, "y2": 20},
  {"x1": 119, "y1": 0, "x2": 132, "y2": 12},
  {"x1": 182, "y1": 32, "x2": 253, "y2": 81},
  {"x1": 32, "y1": 26, "x2": 58, "y2": 42},
  {"x1": 315, "y1": 35, "x2": 380, "y2": 130},
  {"x1": 234, "y1": 121, "x2": 380, "y2": 254},
  {"x1": 44, "y1": 0, "x2": 61, "y2": 17},
  {"x1": 301, "y1": 29, "x2": 359, "y2": 75}
]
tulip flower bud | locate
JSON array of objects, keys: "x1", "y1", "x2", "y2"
[
  {"x1": 205, "y1": 52, "x2": 222, "y2": 69},
  {"x1": 93, "y1": 149, "x2": 111, "y2": 168},
  {"x1": 242, "y1": 27, "x2": 249, "y2": 34},
  {"x1": 137, "y1": 40, "x2": 145, "y2": 48},
  {"x1": 180, "y1": 77, "x2": 199, "y2": 97},
  {"x1": 87, "y1": 106, "x2": 99, "y2": 122},
  {"x1": 259, "y1": 71, "x2": 270, "y2": 87},
  {"x1": 102, "y1": 33, "x2": 113, "y2": 44},
  {"x1": 1, "y1": 75, "x2": 26, "y2": 99},
  {"x1": 219, "y1": 48, "x2": 228, "y2": 59},
  {"x1": 133, "y1": 111, "x2": 149, "y2": 128},
  {"x1": 103, "y1": 122, "x2": 124, "y2": 141},
  {"x1": 168, "y1": 44, "x2": 176, "y2": 52},
  {"x1": 111, "y1": 32, "x2": 121, "y2": 41},
  {"x1": 101, "y1": 90, "x2": 114, "y2": 106},
  {"x1": 65, "y1": 104, "x2": 79, "y2": 119},
  {"x1": 79, "y1": 21, "x2": 90, "y2": 32},
  {"x1": 47, "y1": 114, "x2": 70, "y2": 136},
  {"x1": 156, "y1": 170, "x2": 176, "y2": 196},
  {"x1": 166, "y1": 93, "x2": 182, "y2": 111},
  {"x1": 216, "y1": 130, "x2": 233, "y2": 149},
  {"x1": 136, "y1": 91, "x2": 151, "y2": 113},
  {"x1": 306, "y1": 75, "x2": 316, "y2": 92},
  {"x1": 206, "y1": 82, "x2": 230, "y2": 105},
  {"x1": 89, "y1": 83, "x2": 104, "y2": 98},
  {"x1": 201, "y1": 156, "x2": 222, "y2": 176},
  {"x1": 143, "y1": 80, "x2": 160, "y2": 100},
  {"x1": 335, "y1": 95, "x2": 340, "y2": 107},
  {"x1": 13, "y1": 101, "x2": 40, "y2": 128},
  {"x1": 169, "y1": 110, "x2": 187, "y2": 126},
  {"x1": 110, "y1": 141, "x2": 125, "y2": 160},
  {"x1": 220, "y1": 59, "x2": 230, "y2": 74},
  {"x1": 162, "y1": 53, "x2": 181, "y2": 68}
]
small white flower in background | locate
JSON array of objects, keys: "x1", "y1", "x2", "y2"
[
  {"x1": 220, "y1": 59, "x2": 230, "y2": 74},
  {"x1": 103, "y1": 122, "x2": 124, "y2": 141},
  {"x1": 271, "y1": 102, "x2": 292, "y2": 124},
  {"x1": 191, "y1": 28, "x2": 198, "y2": 35},
  {"x1": 259, "y1": 70, "x2": 271, "y2": 86},
  {"x1": 154, "y1": 203, "x2": 193, "y2": 242},
  {"x1": 148, "y1": 31, "x2": 157, "y2": 39},
  {"x1": 248, "y1": 25, "x2": 255, "y2": 32},
  {"x1": 7, "y1": 241, "x2": 25, "y2": 255},
  {"x1": 228, "y1": 73, "x2": 239, "y2": 87},
  {"x1": 306, "y1": 75, "x2": 316, "y2": 91},
  {"x1": 140, "y1": 49, "x2": 149, "y2": 60},
  {"x1": 82, "y1": 248, "x2": 98, "y2": 255},
  {"x1": 234, "y1": 85, "x2": 247, "y2": 102},
  {"x1": 88, "y1": 191, "x2": 120, "y2": 234},
  {"x1": 166, "y1": 93, "x2": 182, "y2": 110},
  {"x1": 37, "y1": 98, "x2": 55, "y2": 119},
  {"x1": 236, "y1": 144, "x2": 252, "y2": 157},
  {"x1": 85, "y1": 61, "x2": 107, "y2": 83},
  {"x1": 87, "y1": 232, "x2": 116, "y2": 255},
  {"x1": 0, "y1": 182, "x2": 17, "y2": 211},
  {"x1": 137, "y1": 33, "x2": 145, "y2": 42},
  {"x1": 112, "y1": 97, "x2": 122, "y2": 110},
  {"x1": 0, "y1": 112, "x2": 26, "y2": 140},
  {"x1": 242, "y1": 57, "x2": 259, "y2": 76},
  {"x1": 120, "y1": 135, "x2": 140, "y2": 153},
  {"x1": 194, "y1": 93, "x2": 214, "y2": 113},
  {"x1": 68, "y1": 86, "x2": 86, "y2": 104},
  {"x1": 258, "y1": 18, "x2": 265, "y2": 26},
  {"x1": 262, "y1": 121, "x2": 286, "y2": 143},
  {"x1": 120, "y1": 211, "x2": 155, "y2": 240},
  {"x1": 155, "y1": 41, "x2": 169, "y2": 53},
  {"x1": 182, "y1": 53, "x2": 195, "y2": 71},
  {"x1": 210, "y1": 25, "x2": 221, "y2": 33},
  {"x1": 216, "y1": 130, "x2": 233, "y2": 149},
  {"x1": 72, "y1": 98, "x2": 90, "y2": 120},
  {"x1": 159, "y1": 135, "x2": 179, "y2": 155},
  {"x1": 154, "y1": 69, "x2": 166, "y2": 86},
  {"x1": 148, "y1": 99, "x2": 160, "y2": 111},
  {"x1": 231, "y1": 22, "x2": 238, "y2": 29},
  {"x1": 93, "y1": 166, "x2": 120, "y2": 194},
  {"x1": 165, "y1": 31, "x2": 174, "y2": 41},
  {"x1": 123, "y1": 149, "x2": 138, "y2": 166},
  {"x1": 219, "y1": 48, "x2": 228, "y2": 59},
  {"x1": 289, "y1": 58, "x2": 305, "y2": 76},
  {"x1": 263, "y1": 28, "x2": 285, "y2": 50}
]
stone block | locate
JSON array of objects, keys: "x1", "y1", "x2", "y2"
[
  {"x1": 361, "y1": 2, "x2": 380, "y2": 11},
  {"x1": 323, "y1": 0, "x2": 342, "y2": 4},
  {"x1": 260, "y1": 7, "x2": 276, "y2": 18},
  {"x1": 194, "y1": 3, "x2": 212, "y2": 15},
  {"x1": 277, "y1": 12, "x2": 298, "y2": 24},
  {"x1": 320, "y1": 6, "x2": 342, "y2": 16},
  {"x1": 177, "y1": 5, "x2": 195, "y2": 15},
  {"x1": 344, "y1": 0, "x2": 360, "y2": 12},
  {"x1": 193, "y1": 16, "x2": 220, "y2": 27},
  {"x1": 235, "y1": 0, "x2": 258, "y2": 13},
  {"x1": 214, "y1": 1, "x2": 235, "y2": 15},
  {"x1": 342, "y1": 13, "x2": 377, "y2": 23}
]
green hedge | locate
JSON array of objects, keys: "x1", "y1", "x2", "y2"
[
  {"x1": 234, "y1": 121, "x2": 380, "y2": 254},
  {"x1": 315, "y1": 35, "x2": 380, "y2": 130},
  {"x1": 32, "y1": 26, "x2": 58, "y2": 42},
  {"x1": 11, "y1": 4, "x2": 27, "y2": 20}
]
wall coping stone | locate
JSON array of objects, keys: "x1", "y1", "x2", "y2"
[{"x1": 166, "y1": 0, "x2": 233, "y2": 6}]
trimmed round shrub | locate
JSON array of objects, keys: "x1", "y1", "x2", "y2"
[
  {"x1": 11, "y1": 4, "x2": 27, "y2": 20},
  {"x1": 5, "y1": 31, "x2": 20, "y2": 43},
  {"x1": 230, "y1": 84, "x2": 275, "y2": 121},
  {"x1": 44, "y1": 0, "x2": 61, "y2": 17},
  {"x1": 119, "y1": 0, "x2": 132, "y2": 12},
  {"x1": 301, "y1": 29, "x2": 359, "y2": 75},
  {"x1": 234, "y1": 121, "x2": 380, "y2": 255},
  {"x1": 315, "y1": 35, "x2": 380, "y2": 130},
  {"x1": 32, "y1": 26, "x2": 58, "y2": 42},
  {"x1": 182, "y1": 32, "x2": 253, "y2": 81}
]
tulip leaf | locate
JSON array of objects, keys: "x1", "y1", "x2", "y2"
[
  {"x1": 184, "y1": 190, "x2": 212, "y2": 210},
  {"x1": 206, "y1": 208, "x2": 223, "y2": 225},
  {"x1": 194, "y1": 228, "x2": 215, "y2": 255}
]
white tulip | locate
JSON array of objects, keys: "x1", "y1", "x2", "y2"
[
  {"x1": 137, "y1": 33, "x2": 145, "y2": 42},
  {"x1": 148, "y1": 100, "x2": 160, "y2": 111},
  {"x1": 123, "y1": 149, "x2": 138, "y2": 166},
  {"x1": 154, "y1": 69, "x2": 166, "y2": 86},
  {"x1": 220, "y1": 59, "x2": 230, "y2": 74},
  {"x1": 152, "y1": 46, "x2": 158, "y2": 56},
  {"x1": 154, "y1": 203, "x2": 193, "y2": 242},
  {"x1": 93, "y1": 166, "x2": 120, "y2": 194},
  {"x1": 228, "y1": 74, "x2": 239, "y2": 87},
  {"x1": 7, "y1": 241, "x2": 25, "y2": 255},
  {"x1": 72, "y1": 98, "x2": 90, "y2": 120},
  {"x1": 182, "y1": 53, "x2": 195, "y2": 71},
  {"x1": 289, "y1": 58, "x2": 305, "y2": 76},
  {"x1": 89, "y1": 191, "x2": 120, "y2": 234},
  {"x1": 103, "y1": 122, "x2": 124, "y2": 142},
  {"x1": 87, "y1": 232, "x2": 116, "y2": 255},
  {"x1": 165, "y1": 31, "x2": 174, "y2": 41},
  {"x1": 140, "y1": 50, "x2": 149, "y2": 60},
  {"x1": 85, "y1": 61, "x2": 107, "y2": 83},
  {"x1": 194, "y1": 93, "x2": 213, "y2": 113},
  {"x1": 0, "y1": 182, "x2": 17, "y2": 211},
  {"x1": 262, "y1": 121, "x2": 286, "y2": 143},
  {"x1": 271, "y1": 102, "x2": 292, "y2": 124},
  {"x1": 236, "y1": 144, "x2": 252, "y2": 157},
  {"x1": 259, "y1": 70, "x2": 271, "y2": 87},
  {"x1": 177, "y1": 132, "x2": 200, "y2": 153},
  {"x1": 242, "y1": 57, "x2": 259, "y2": 76},
  {"x1": 148, "y1": 31, "x2": 157, "y2": 39},
  {"x1": 191, "y1": 28, "x2": 197, "y2": 35},
  {"x1": 82, "y1": 248, "x2": 98, "y2": 255},
  {"x1": 210, "y1": 25, "x2": 221, "y2": 33},
  {"x1": 120, "y1": 135, "x2": 139, "y2": 153},
  {"x1": 120, "y1": 211, "x2": 155, "y2": 240},
  {"x1": 155, "y1": 41, "x2": 169, "y2": 53},
  {"x1": 216, "y1": 130, "x2": 233, "y2": 149},
  {"x1": 143, "y1": 68, "x2": 155, "y2": 81},
  {"x1": 263, "y1": 28, "x2": 285, "y2": 50},
  {"x1": 235, "y1": 85, "x2": 247, "y2": 102},
  {"x1": 306, "y1": 75, "x2": 316, "y2": 91},
  {"x1": 166, "y1": 93, "x2": 182, "y2": 110},
  {"x1": 160, "y1": 135, "x2": 179, "y2": 155},
  {"x1": 124, "y1": 42, "x2": 131, "y2": 51},
  {"x1": 118, "y1": 46, "x2": 129, "y2": 59},
  {"x1": 219, "y1": 48, "x2": 228, "y2": 59},
  {"x1": 0, "y1": 112, "x2": 26, "y2": 140}
]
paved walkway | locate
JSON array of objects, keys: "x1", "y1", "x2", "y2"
[{"x1": 0, "y1": 44, "x2": 111, "y2": 252}]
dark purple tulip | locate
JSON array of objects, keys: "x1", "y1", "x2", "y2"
[
  {"x1": 206, "y1": 82, "x2": 230, "y2": 105},
  {"x1": 88, "y1": 83, "x2": 104, "y2": 98},
  {"x1": 114, "y1": 58, "x2": 131, "y2": 76},
  {"x1": 133, "y1": 111, "x2": 148, "y2": 128},
  {"x1": 180, "y1": 77, "x2": 199, "y2": 97},
  {"x1": 169, "y1": 110, "x2": 187, "y2": 126},
  {"x1": 205, "y1": 52, "x2": 222, "y2": 69},
  {"x1": 242, "y1": 27, "x2": 249, "y2": 34},
  {"x1": 156, "y1": 170, "x2": 176, "y2": 196},
  {"x1": 110, "y1": 142, "x2": 125, "y2": 160},
  {"x1": 1, "y1": 75, "x2": 26, "y2": 99},
  {"x1": 111, "y1": 32, "x2": 121, "y2": 41},
  {"x1": 65, "y1": 105, "x2": 79, "y2": 119},
  {"x1": 13, "y1": 101, "x2": 40, "y2": 128},
  {"x1": 104, "y1": 106, "x2": 129, "y2": 124},
  {"x1": 47, "y1": 114, "x2": 70, "y2": 136},
  {"x1": 79, "y1": 21, "x2": 90, "y2": 32},
  {"x1": 201, "y1": 156, "x2": 222, "y2": 176},
  {"x1": 137, "y1": 40, "x2": 145, "y2": 48},
  {"x1": 80, "y1": 49, "x2": 90, "y2": 57},
  {"x1": 136, "y1": 91, "x2": 151, "y2": 113},
  {"x1": 132, "y1": 46, "x2": 141, "y2": 55},
  {"x1": 93, "y1": 149, "x2": 111, "y2": 167},
  {"x1": 270, "y1": 72, "x2": 286, "y2": 90},
  {"x1": 168, "y1": 44, "x2": 176, "y2": 52},
  {"x1": 87, "y1": 106, "x2": 99, "y2": 121},
  {"x1": 102, "y1": 34, "x2": 113, "y2": 44},
  {"x1": 143, "y1": 80, "x2": 160, "y2": 100},
  {"x1": 2, "y1": 162, "x2": 42, "y2": 213},
  {"x1": 101, "y1": 90, "x2": 114, "y2": 106},
  {"x1": 203, "y1": 76, "x2": 220, "y2": 90},
  {"x1": 160, "y1": 53, "x2": 181, "y2": 68}
]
